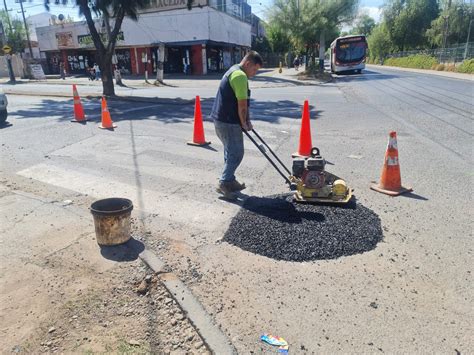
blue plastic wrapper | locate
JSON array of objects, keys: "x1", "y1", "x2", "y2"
[{"x1": 260, "y1": 334, "x2": 289, "y2": 353}]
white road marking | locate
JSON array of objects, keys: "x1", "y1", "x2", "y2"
[{"x1": 17, "y1": 164, "x2": 239, "y2": 231}]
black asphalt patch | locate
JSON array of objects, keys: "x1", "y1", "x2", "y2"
[{"x1": 223, "y1": 194, "x2": 383, "y2": 262}]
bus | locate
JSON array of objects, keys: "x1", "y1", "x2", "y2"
[{"x1": 329, "y1": 35, "x2": 367, "y2": 74}]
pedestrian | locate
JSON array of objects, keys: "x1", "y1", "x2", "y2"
[
  {"x1": 88, "y1": 66, "x2": 95, "y2": 81},
  {"x1": 210, "y1": 50, "x2": 263, "y2": 198},
  {"x1": 293, "y1": 57, "x2": 300, "y2": 71},
  {"x1": 59, "y1": 62, "x2": 65, "y2": 80},
  {"x1": 93, "y1": 63, "x2": 101, "y2": 81}
]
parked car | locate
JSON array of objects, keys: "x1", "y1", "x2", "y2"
[{"x1": 0, "y1": 92, "x2": 8, "y2": 124}]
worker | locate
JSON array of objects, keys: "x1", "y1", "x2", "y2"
[{"x1": 210, "y1": 50, "x2": 263, "y2": 198}]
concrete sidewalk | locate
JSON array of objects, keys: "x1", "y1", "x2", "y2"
[
  {"x1": 0, "y1": 67, "x2": 313, "y2": 90},
  {"x1": 0, "y1": 68, "x2": 324, "y2": 102}
]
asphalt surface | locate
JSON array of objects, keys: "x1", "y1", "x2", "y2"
[
  {"x1": 224, "y1": 195, "x2": 383, "y2": 261},
  {"x1": 1, "y1": 66, "x2": 472, "y2": 353}
]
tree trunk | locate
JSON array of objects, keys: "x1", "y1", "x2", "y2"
[
  {"x1": 319, "y1": 31, "x2": 325, "y2": 72},
  {"x1": 78, "y1": 1, "x2": 125, "y2": 97},
  {"x1": 100, "y1": 55, "x2": 115, "y2": 96},
  {"x1": 155, "y1": 43, "x2": 165, "y2": 84}
]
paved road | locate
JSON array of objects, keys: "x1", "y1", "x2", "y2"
[{"x1": 1, "y1": 67, "x2": 472, "y2": 353}]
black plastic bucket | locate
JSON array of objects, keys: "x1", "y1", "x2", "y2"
[{"x1": 90, "y1": 198, "x2": 133, "y2": 246}]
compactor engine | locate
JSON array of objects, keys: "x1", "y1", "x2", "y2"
[{"x1": 290, "y1": 147, "x2": 352, "y2": 204}]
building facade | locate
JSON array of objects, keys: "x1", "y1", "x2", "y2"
[{"x1": 35, "y1": 0, "x2": 252, "y2": 76}]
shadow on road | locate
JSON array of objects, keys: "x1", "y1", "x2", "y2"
[
  {"x1": 10, "y1": 96, "x2": 322, "y2": 125},
  {"x1": 99, "y1": 237, "x2": 145, "y2": 262},
  {"x1": 401, "y1": 192, "x2": 429, "y2": 201}
]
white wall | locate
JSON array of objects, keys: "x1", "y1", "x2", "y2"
[
  {"x1": 0, "y1": 55, "x2": 25, "y2": 78},
  {"x1": 208, "y1": 8, "x2": 251, "y2": 46},
  {"x1": 36, "y1": 7, "x2": 251, "y2": 50},
  {"x1": 27, "y1": 13, "x2": 53, "y2": 42},
  {"x1": 120, "y1": 7, "x2": 210, "y2": 45},
  {"x1": 36, "y1": 21, "x2": 100, "y2": 51}
]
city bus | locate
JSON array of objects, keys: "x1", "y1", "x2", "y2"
[{"x1": 329, "y1": 35, "x2": 367, "y2": 74}]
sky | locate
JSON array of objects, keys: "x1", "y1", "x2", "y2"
[
  {"x1": 3, "y1": 0, "x2": 80, "y2": 21},
  {"x1": 3, "y1": 0, "x2": 385, "y2": 24},
  {"x1": 249, "y1": 0, "x2": 384, "y2": 22}
]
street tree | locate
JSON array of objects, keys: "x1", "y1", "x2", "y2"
[
  {"x1": 44, "y1": 0, "x2": 193, "y2": 96},
  {"x1": 426, "y1": 0, "x2": 473, "y2": 47},
  {"x1": 367, "y1": 23, "x2": 392, "y2": 62},
  {"x1": 269, "y1": 0, "x2": 358, "y2": 71},
  {"x1": 0, "y1": 11, "x2": 27, "y2": 54},
  {"x1": 382, "y1": 0, "x2": 439, "y2": 51},
  {"x1": 265, "y1": 22, "x2": 292, "y2": 54},
  {"x1": 351, "y1": 12, "x2": 376, "y2": 36}
]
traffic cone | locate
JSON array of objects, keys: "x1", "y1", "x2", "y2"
[
  {"x1": 187, "y1": 96, "x2": 210, "y2": 146},
  {"x1": 292, "y1": 100, "x2": 313, "y2": 157},
  {"x1": 99, "y1": 97, "x2": 117, "y2": 130},
  {"x1": 371, "y1": 131, "x2": 412, "y2": 196},
  {"x1": 71, "y1": 84, "x2": 87, "y2": 123}
]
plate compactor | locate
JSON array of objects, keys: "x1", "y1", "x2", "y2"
[{"x1": 244, "y1": 129, "x2": 353, "y2": 204}]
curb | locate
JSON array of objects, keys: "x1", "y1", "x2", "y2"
[
  {"x1": 1, "y1": 88, "x2": 194, "y2": 105},
  {"x1": 138, "y1": 248, "x2": 237, "y2": 355}
]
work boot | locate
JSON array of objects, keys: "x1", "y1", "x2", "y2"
[
  {"x1": 228, "y1": 179, "x2": 246, "y2": 192},
  {"x1": 216, "y1": 181, "x2": 236, "y2": 200}
]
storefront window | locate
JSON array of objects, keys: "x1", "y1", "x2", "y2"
[
  {"x1": 115, "y1": 49, "x2": 132, "y2": 75},
  {"x1": 67, "y1": 52, "x2": 95, "y2": 74}
]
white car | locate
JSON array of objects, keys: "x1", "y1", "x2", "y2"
[{"x1": 0, "y1": 93, "x2": 8, "y2": 124}]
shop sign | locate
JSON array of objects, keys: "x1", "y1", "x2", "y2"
[
  {"x1": 29, "y1": 64, "x2": 46, "y2": 80},
  {"x1": 143, "y1": 0, "x2": 207, "y2": 12},
  {"x1": 56, "y1": 32, "x2": 74, "y2": 48},
  {"x1": 78, "y1": 32, "x2": 125, "y2": 47}
]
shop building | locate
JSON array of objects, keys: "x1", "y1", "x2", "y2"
[{"x1": 35, "y1": 0, "x2": 252, "y2": 76}]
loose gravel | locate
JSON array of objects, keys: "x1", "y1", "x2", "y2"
[{"x1": 224, "y1": 194, "x2": 383, "y2": 262}]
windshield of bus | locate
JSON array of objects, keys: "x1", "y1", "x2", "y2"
[{"x1": 335, "y1": 37, "x2": 366, "y2": 63}]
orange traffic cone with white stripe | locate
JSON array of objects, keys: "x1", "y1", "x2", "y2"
[
  {"x1": 292, "y1": 100, "x2": 313, "y2": 157},
  {"x1": 99, "y1": 97, "x2": 117, "y2": 130},
  {"x1": 187, "y1": 96, "x2": 210, "y2": 146},
  {"x1": 71, "y1": 84, "x2": 87, "y2": 123},
  {"x1": 371, "y1": 131, "x2": 412, "y2": 196}
]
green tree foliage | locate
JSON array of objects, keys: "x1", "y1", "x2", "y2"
[
  {"x1": 382, "y1": 0, "x2": 439, "y2": 51},
  {"x1": 252, "y1": 35, "x2": 272, "y2": 53},
  {"x1": 268, "y1": 0, "x2": 358, "y2": 65},
  {"x1": 265, "y1": 22, "x2": 292, "y2": 53},
  {"x1": 0, "y1": 11, "x2": 27, "y2": 54},
  {"x1": 351, "y1": 12, "x2": 376, "y2": 36},
  {"x1": 367, "y1": 23, "x2": 392, "y2": 62},
  {"x1": 426, "y1": 0, "x2": 473, "y2": 47}
]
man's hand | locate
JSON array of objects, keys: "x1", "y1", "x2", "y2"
[
  {"x1": 242, "y1": 120, "x2": 253, "y2": 131},
  {"x1": 246, "y1": 120, "x2": 253, "y2": 131}
]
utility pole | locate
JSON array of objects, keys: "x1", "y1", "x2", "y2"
[
  {"x1": 18, "y1": 0, "x2": 34, "y2": 59},
  {"x1": 464, "y1": 19, "x2": 472, "y2": 60},
  {"x1": 3, "y1": 0, "x2": 13, "y2": 32},
  {"x1": 1, "y1": 2, "x2": 16, "y2": 83},
  {"x1": 440, "y1": 0, "x2": 452, "y2": 63}
]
